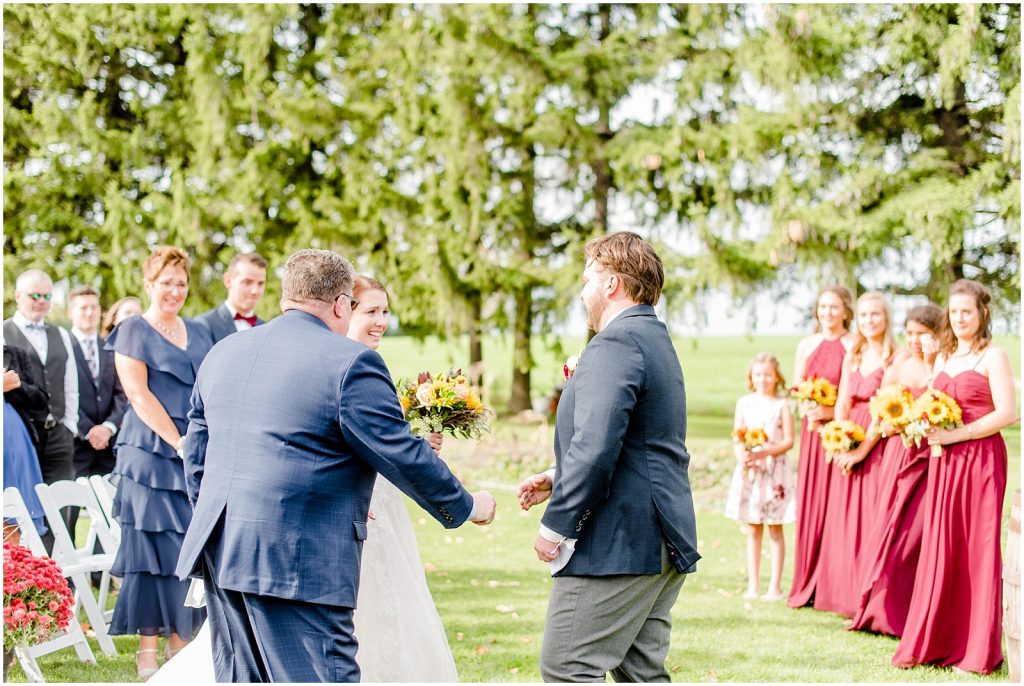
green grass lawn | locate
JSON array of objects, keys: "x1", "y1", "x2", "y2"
[{"x1": 7, "y1": 334, "x2": 1019, "y2": 682}]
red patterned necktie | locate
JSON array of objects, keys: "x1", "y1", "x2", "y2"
[{"x1": 233, "y1": 312, "x2": 257, "y2": 327}]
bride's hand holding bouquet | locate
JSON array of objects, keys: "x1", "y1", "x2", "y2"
[{"x1": 398, "y1": 369, "x2": 492, "y2": 440}]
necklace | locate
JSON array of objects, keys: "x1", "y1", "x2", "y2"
[{"x1": 152, "y1": 317, "x2": 183, "y2": 341}]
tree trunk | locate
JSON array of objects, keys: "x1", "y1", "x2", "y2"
[
  {"x1": 509, "y1": 288, "x2": 533, "y2": 413},
  {"x1": 467, "y1": 293, "x2": 484, "y2": 390}
]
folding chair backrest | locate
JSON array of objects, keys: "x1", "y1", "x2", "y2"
[
  {"x1": 86, "y1": 475, "x2": 120, "y2": 546},
  {"x1": 34, "y1": 480, "x2": 100, "y2": 565},
  {"x1": 2, "y1": 487, "x2": 48, "y2": 557}
]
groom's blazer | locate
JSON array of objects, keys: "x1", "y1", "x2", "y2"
[
  {"x1": 175, "y1": 309, "x2": 474, "y2": 608},
  {"x1": 541, "y1": 304, "x2": 701, "y2": 576}
]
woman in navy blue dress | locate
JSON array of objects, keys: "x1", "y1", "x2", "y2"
[
  {"x1": 3, "y1": 343, "x2": 49, "y2": 538},
  {"x1": 107, "y1": 246, "x2": 213, "y2": 680}
]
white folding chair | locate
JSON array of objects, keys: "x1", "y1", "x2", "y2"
[
  {"x1": 85, "y1": 475, "x2": 120, "y2": 547},
  {"x1": 3, "y1": 487, "x2": 97, "y2": 681},
  {"x1": 74, "y1": 477, "x2": 121, "y2": 619},
  {"x1": 33, "y1": 481, "x2": 118, "y2": 656}
]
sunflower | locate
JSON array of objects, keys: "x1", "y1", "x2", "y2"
[
  {"x1": 746, "y1": 428, "x2": 768, "y2": 447},
  {"x1": 924, "y1": 399, "x2": 949, "y2": 423}
]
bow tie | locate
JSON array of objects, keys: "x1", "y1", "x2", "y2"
[
  {"x1": 24, "y1": 322, "x2": 46, "y2": 331},
  {"x1": 233, "y1": 312, "x2": 257, "y2": 327}
]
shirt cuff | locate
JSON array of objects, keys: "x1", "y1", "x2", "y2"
[
  {"x1": 102, "y1": 421, "x2": 118, "y2": 436},
  {"x1": 539, "y1": 523, "x2": 567, "y2": 544},
  {"x1": 543, "y1": 467, "x2": 556, "y2": 481},
  {"x1": 468, "y1": 501, "x2": 477, "y2": 523}
]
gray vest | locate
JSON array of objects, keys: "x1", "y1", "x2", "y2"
[{"x1": 3, "y1": 319, "x2": 67, "y2": 422}]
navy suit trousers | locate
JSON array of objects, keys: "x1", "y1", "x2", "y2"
[{"x1": 203, "y1": 551, "x2": 359, "y2": 683}]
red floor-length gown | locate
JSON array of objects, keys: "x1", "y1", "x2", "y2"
[
  {"x1": 893, "y1": 370, "x2": 1007, "y2": 674},
  {"x1": 788, "y1": 337, "x2": 846, "y2": 608},
  {"x1": 849, "y1": 385, "x2": 928, "y2": 637},
  {"x1": 813, "y1": 366, "x2": 885, "y2": 617}
]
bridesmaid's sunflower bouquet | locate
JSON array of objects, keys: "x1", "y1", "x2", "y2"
[
  {"x1": 397, "y1": 369, "x2": 492, "y2": 440},
  {"x1": 791, "y1": 377, "x2": 838, "y2": 416},
  {"x1": 902, "y1": 388, "x2": 963, "y2": 457},
  {"x1": 868, "y1": 384, "x2": 916, "y2": 439},
  {"x1": 818, "y1": 419, "x2": 866, "y2": 468}
]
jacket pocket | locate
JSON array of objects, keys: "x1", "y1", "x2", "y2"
[{"x1": 353, "y1": 521, "x2": 367, "y2": 541}]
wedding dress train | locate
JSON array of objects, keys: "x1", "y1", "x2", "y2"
[{"x1": 151, "y1": 477, "x2": 459, "y2": 682}]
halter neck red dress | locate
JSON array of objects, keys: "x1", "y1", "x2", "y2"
[
  {"x1": 849, "y1": 385, "x2": 928, "y2": 636},
  {"x1": 892, "y1": 370, "x2": 1008, "y2": 674},
  {"x1": 788, "y1": 336, "x2": 846, "y2": 608},
  {"x1": 813, "y1": 365, "x2": 885, "y2": 617}
]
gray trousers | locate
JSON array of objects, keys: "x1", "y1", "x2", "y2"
[{"x1": 541, "y1": 545, "x2": 687, "y2": 683}]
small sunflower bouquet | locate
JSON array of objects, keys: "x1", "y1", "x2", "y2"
[
  {"x1": 902, "y1": 388, "x2": 963, "y2": 457},
  {"x1": 397, "y1": 369, "x2": 492, "y2": 440},
  {"x1": 791, "y1": 377, "x2": 838, "y2": 417},
  {"x1": 818, "y1": 419, "x2": 867, "y2": 469},
  {"x1": 868, "y1": 384, "x2": 916, "y2": 440},
  {"x1": 733, "y1": 426, "x2": 770, "y2": 482}
]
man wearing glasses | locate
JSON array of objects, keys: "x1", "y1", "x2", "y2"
[{"x1": 4, "y1": 269, "x2": 80, "y2": 543}]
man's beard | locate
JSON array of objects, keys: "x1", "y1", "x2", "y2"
[{"x1": 585, "y1": 296, "x2": 606, "y2": 332}]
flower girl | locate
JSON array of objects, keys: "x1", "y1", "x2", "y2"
[{"x1": 725, "y1": 353, "x2": 796, "y2": 600}]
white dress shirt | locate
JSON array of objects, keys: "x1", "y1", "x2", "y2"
[
  {"x1": 12, "y1": 311, "x2": 79, "y2": 435},
  {"x1": 71, "y1": 327, "x2": 118, "y2": 437},
  {"x1": 538, "y1": 304, "x2": 640, "y2": 573},
  {"x1": 224, "y1": 302, "x2": 256, "y2": 332}
]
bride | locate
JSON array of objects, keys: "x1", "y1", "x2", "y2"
[{"x1": 153, "y1": 274, "x2": 459, "y2": 682}]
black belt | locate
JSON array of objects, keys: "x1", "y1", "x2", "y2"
[{"x1": 32, "y1": 415, "x2": 59, "y2": 431}]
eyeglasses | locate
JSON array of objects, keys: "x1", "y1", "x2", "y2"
[
  {"x1": 25, "y1": 293, "x2": 52, "y2": 302},
  {"x1": 339, "y1": 293, "x2": 360, "y2": 311}
]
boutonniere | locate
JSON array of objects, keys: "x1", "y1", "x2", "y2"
[{"x1": 563, "y1": 352, "x2": 582, "y2": 380}]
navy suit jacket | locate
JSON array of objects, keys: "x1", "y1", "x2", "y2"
[
  {"x1": 193, "y1": 303, "x2": 265, "y2": 344},
  {"x1": 176, "y1": 309, "x2": 474, "y2": 608},
  {"x1": 70, "y1": 334, "x2": 127, "y2": 471},
  {"x1": 541, "y1": 305, "x2": 701, "y2": 576}
]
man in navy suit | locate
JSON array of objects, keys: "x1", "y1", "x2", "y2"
[
  {"x1": 193, "y1": 252, "x2": 268, "y2": 343},
  {"x1": 517, "y1": 232, "x2": 700, "y2": 682},
  {"x1": 177, "y1": 249, "x2": 496, "y2": 683},
  {"x1": 67, "y1": 286, "x2": 127, "y2": 477}
]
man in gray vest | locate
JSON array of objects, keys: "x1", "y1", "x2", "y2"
[{"x1": 4, "y1": 269, "x2": 80, "y2": 492}]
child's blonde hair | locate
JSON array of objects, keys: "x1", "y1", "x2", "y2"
[{"x1": 747, "y1": 352, "x2": 787, "y2": 395}]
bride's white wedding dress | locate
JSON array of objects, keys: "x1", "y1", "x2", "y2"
[{"x1": 151, "y1": 477, "x2": 459, "y2": 682}]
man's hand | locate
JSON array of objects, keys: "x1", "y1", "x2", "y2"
[
  {"x1": 3, "y1": 369, "x2": 21, "y2": 393},
  {"x1": 534, "y1": 533, "x2": 560, "y2": 562},
  {"x1": 516, "y1": 472, "x2": 553, "y2": 511},
  {"x1": 86, "y1": 425, "x2": 113, "y2": 451},
  {"x1": 427, "y1": 432, "x2": 444, "y2": 455},
  {"x1": 469, "y1": 491, "x2": 496, "y2": 525}
]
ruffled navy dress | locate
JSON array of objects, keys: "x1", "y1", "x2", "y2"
[{"x1": 106, "y1": 316, "x2": 212, "y2": 638}]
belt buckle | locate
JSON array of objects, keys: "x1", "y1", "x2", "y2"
[{"x1": 43, "y1": 416, "x2": 57, "y2": 430}]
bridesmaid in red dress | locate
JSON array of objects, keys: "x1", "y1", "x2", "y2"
[
  {"x1": 814, "y1": 291, "x2": 896, "y2": 618},
  {"x1": 893, "y1": 280, "x2": 1017, "y2": 674},
  {"x1": 849, "y1": 303, "x2": 943, "y2": 637},
  {"x1": 787, "y1": 285, "x2": 854, "y2": 609}
]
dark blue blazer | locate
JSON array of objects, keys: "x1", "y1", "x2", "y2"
[
  {"x1": 193, "y1": 303, "x2": 265, "y2": 344},
  {"x1": 70, "y1": 334, "x2": 127, "y2": 471},
  {"x1": 541, "y1": 305, "x2": 701, "y2": 576},
  {"x1": 176, "y1": 309, "x2": 474, "y2": 608}
]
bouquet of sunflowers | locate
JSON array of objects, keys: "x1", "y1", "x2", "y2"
[
  {"x1": 868, "y1": 384, "x2": 916, "y2": 438},
  {"x1": 732, "y1": 427, "x2": 768, "y2": 451},
  {"x1": 791, "y1": 377, "x2": 838, "y2": 417},
  {"x1": 397, "y1": 369, "x2": 492, "y2": 440},
  {"x1": 902, "y1": 388, "x2": 963, "y2": 457},
  {"x1": 733, "y1": 426, "x2": 770, "y2": 482},
  {"x1": 818, "y1": 419, "x2": 866, "y2": 471}
]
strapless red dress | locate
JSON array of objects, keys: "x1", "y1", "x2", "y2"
[
  {"x1": 813, "y1": 366, "x2": 885, "y2": 617},
  {"x1": 849, "y1": 386, "x2": 928, "y2": 636},
  {"x1": 892, "y1": 371, "x2": 1008, "y2": 674},
  {"x1": 788, "y1": 337, "x2": 846, "y2": 608}
]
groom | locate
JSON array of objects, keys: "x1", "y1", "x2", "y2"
[
  {"x1": 176, "y1": 249, "x2": 496, "y2": 683},
  {"x1": 518, "y1": 232, "x2": 700, "y2": 682}
]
